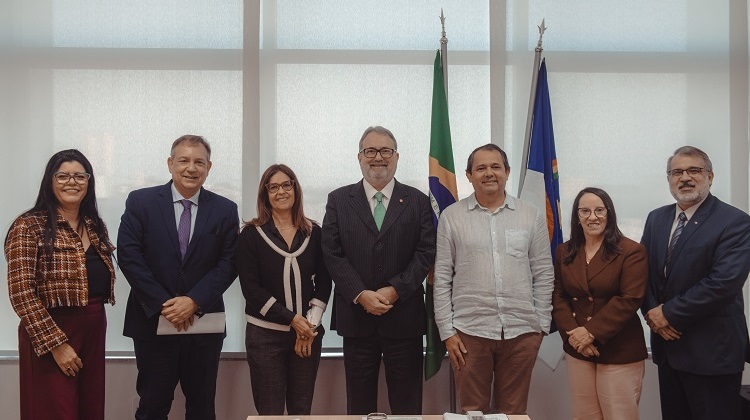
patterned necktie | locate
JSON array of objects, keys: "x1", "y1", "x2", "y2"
[
  {"x1": 373, "y1": 192, "x2": 385, "y2": 230},
  {"x1": 178, "y1": 199, "x2": 193, "y2": 258},
  {"x1": 666, "y1": 211, "x2": 687, "y2": 268}
]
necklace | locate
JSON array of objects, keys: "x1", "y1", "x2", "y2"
[{"x1": 272, "y1": 216, "x2": 294, "y2": 231}]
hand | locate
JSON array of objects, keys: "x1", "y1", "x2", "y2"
[
  {"x1": 358, "y1": 290, "x2": 393, "y2": 315},
  {"x1": 445, "y1": 334, "x2": 467, "y2": 371},
  {"x1": 291, "y1": 314, "x2": 318, "y2": 341},
  {"x1": 375, "y1": 286, "x2": 399, "y2": 305},
  {"x1": 646, "y1": 304, "x2": 670, "y2": 330},
  {"x1": 656, "y1": 325, "x2": 682, "y2": 341},
  {"x1": 577, "y1": 343, "x2": 600, "y2": 358},
  {"x1": 566, "y1": 327, "x2": 594, "y2": 350},
  {"x1": 174, "y1": 316, "x2": 195, "y2": 332},
  {"x1": 161, "y1": 296, "x2": 198, "y2": 324},
  {"x1": 294, "y1": 335, "x2": 315, "y2": 358},
  {"x1": 51, "y1": 343, "x2": 83, "y2": 377}
]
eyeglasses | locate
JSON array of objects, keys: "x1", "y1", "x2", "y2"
[
  {"x1": 53, "y1": 172, "x2": 91, "y2": 184},
  {"x1": 578, "y1": 207, "x2": 607, "y2": 218},
  {"x1": 359, "y1": 147, "x2": 396, "y2": 159},
  {"x1": 265, "y1": 179, "x2": 294, "y2": 194},
  {"x1": 667, "y1": 167, "x2": 708, "y2": 178}
]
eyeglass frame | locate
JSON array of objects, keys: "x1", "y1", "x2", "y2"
[
  {"x1": 53, "y1": 171, "x2": 91, "y2": 184},
  {"x1": 577, "y1": 207, "x2": 608, "y2": 218},
  {"x1": 265, "y1": 179, "x2": 295, "y2": 194},
  {"x1": 666, "y1": 167, "x2": 709, "y2": 178},
  {"x1": 359, "y1": 147, "x2": 396, "y2": 159}
]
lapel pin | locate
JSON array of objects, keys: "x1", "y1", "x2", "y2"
[{"x1": 399, "y1": 199, "x2": 404, "y2": 203}]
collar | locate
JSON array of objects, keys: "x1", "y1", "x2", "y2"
[
  {"x1": 674, "y1": 194, "x2": 708, "y2": 221},
  {"x1": 363, "y1": 178, "x2": 395, "y2": 200},
  {"x1": 467, "y1": 192, "x2": 515, "y2": 213},
  {"x1": 171, "y1": 183, "x2": 200, "y2": 206}
]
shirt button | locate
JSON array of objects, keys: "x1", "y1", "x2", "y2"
[
  {"x1": 588, "y1": 296, "x2": 594, "y2": 302},
  {"x1": 572, "y1": 297, "x2": 578, "y2": 302},
  {"x1": 572, "y1": 312, "x2": 576, "y2": 317}
]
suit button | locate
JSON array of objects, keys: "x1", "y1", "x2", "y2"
[
  {"x1": 586, "y1": 316, "x2": 592, "y2": 321},
  {"x1": 588, "y1": 296, "x2": 593, "y2": 302},
  {"x1": 377, "y1": 264, "x2": 382, "y2": 270},
  {"x1": 572, "y1": 297, "x2": 578, "y2": 302},
  {"x1": 376, "y1": 242, "x2": 382, "y2": 248}
]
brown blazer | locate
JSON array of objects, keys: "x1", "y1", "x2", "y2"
[{"x1": 552, "y1": 237, "x2": 648, "y2": 364}]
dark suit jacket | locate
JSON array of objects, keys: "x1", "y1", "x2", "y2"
[
  {"x1": 552, "y1": 237, "x2": 648, "y2": 364},
  {"x1": 118, "y1": 181, "x2": 239, "y2": 340},
  {"x1": 321, "y1": 179, "x2": 436, "y2": 339},
  {"x1": 641, "y1": 193, "x2": 750, "y2": 375}
]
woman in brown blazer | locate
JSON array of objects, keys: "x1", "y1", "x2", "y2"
[{"x1": 552, "y1": 187, "x2": 648, "y2": 420}]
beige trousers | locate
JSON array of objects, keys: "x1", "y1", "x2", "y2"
[{"x1": 565, "y1": 354, "x2": 645, "y2": 420}]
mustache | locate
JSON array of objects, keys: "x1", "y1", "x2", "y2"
[{"x1": 679, "y1": 181, "x2": 696, "y2": 188}]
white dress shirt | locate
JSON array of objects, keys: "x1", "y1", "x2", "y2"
[
  {"x1": 433, "y1": 193, "x2": 554, "y2": 341},
  {"x1": 362, "y1": 178, "x2": 395, "y2": 214}
]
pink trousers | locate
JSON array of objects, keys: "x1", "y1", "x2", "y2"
[{"x1": 565, "y1": 353, "x2": 645, "y2": 420}]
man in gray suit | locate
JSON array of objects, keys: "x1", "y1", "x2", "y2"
[{"x1": 322, "y1": 126, "x2": 436, "y2": 415}]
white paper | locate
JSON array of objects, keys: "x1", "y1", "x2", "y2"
[
  {"x1": 443, "y1": 413, "x2": 508, "y2": 420},
  {"x1": 156, "y1": 312, "x2": 225, "y2": 335}
]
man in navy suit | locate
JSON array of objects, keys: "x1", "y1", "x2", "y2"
[
  {"x1": 641, "y1": 146, "x2": 750, "y2": 420},
  {"x1": 322, "y1": 126, "x2": 436, "y2": 415},
  {"x1": 118, "y1": 135, "x2": 238, "y2": 420}
]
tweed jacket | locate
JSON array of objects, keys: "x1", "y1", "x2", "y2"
[
  {"x1": 5, "y1": 211, "x2": 116, "y2": 356},
  {"x1": 552, "y1": 237, "x2": 648, "y2": 364}
]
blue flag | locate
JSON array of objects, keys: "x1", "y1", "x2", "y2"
[{"x1": 520, "y1": 59, "x2": 563, "y2": 260}]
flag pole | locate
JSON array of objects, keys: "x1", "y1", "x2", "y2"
[
  {"x1": 438, "y1": 9, "x2": 457, "y2": 413},
  {"x1": 518, "y1": 19, "x2": 546, "y2": 195}
]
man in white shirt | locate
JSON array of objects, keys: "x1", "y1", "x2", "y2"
[{"x1": 433, "y1": 143, "x2": 554, "y2": 415}]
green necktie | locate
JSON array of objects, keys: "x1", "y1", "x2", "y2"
[{"x1": 374, "y1": 191, "x2": 385, "y2": 230}]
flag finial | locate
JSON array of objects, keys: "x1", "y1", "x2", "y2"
[
  {"x1": 536, "y1": 19, "x2": 547, "y2": 52},
  {"x1": 440, "y1": 9, "x2": 447, "y2": 46}
]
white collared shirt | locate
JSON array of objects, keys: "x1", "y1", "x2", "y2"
[
  {"x1": 433, "y1": 193, "x2": 554, "y2": 341},
  {"x1": 362, "y1": 178, "x2": 395, "y2": 215},
  {"x1": 171, "y1": 183, "x2": 200, "y2": 241}
]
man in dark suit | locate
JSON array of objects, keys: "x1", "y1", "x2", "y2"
[
  {"x1": 641, "y1": 146, "x2": 750, "y2": 420},
  {"x1": 322, "y1": 126, "x2": 436, "y2": 415},
  {"x1": 118, "y1": 135, "x2": 238, "y2": 420}
]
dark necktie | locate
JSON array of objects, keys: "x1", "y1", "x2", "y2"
[
  {"x1": 374, "y1": 192, "x2": 385, "y2": 230},
  {"x1": 178, "y1": 199, "x2": 193, "y2": 258},
  {"x1": 666, "y1": 211, "x2": 687, "y2": 268}
]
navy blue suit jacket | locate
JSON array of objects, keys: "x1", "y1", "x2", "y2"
[
  {"x1": 641, "y1": 193, "x2": 750, "y2": 375},
  {"x1": 118, "y1": 182, "x2": 239, "y2": 340},
  {"x1": 321, "y1": 179, "x2": 436, "y2": 339}
]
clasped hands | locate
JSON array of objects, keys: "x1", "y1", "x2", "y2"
[
  {"x1": 566, "y1": 326, "x2": 599, "y2": 358},
  {"x1": 358, "y1": 286, "x2": 398, "y2": 316},
  {"x1": 292, "y1": 314, "x2": 318, "y2": 358},
  {"x1": 162, "y1": 296, "x2": 198, "y2": 332},
  {"x1": 645, "y1": 304, "x2": 681, "y2": 341}
]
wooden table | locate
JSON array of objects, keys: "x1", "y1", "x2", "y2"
[{"x1": 247, "y1": 415, "x2": 531, "y2": 420}]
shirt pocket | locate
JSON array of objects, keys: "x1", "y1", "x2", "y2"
[{"x1": 505, "y1": 229, "x2": 529, "y2": 259}]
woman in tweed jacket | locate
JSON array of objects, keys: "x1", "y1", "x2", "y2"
[{"x1": 4, "y1": 149, "x2": 115, "y2": 420}]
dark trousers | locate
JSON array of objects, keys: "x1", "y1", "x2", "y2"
[
  {"x1": 658, "y1": 359, "x2": 742, "y2": 420},
  {"x1": 133, "y1": 333, "x2": 223, "y2": 420},
  {"x1": 343, "y1": 335, "x2": 423, "y2": 415},
  {"x1": 245, "y1": 323, "x2": 324, "y2": 415},
  {"x1": 19, "y1": 298, "x2": 107, "y2": 420}
]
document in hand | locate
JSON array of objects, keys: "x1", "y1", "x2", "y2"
[{"x1": 156, "y1": 312, "x2": 226, "y2": 335}]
